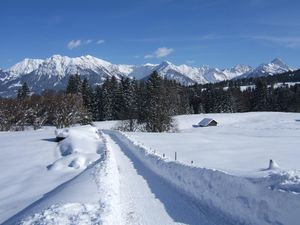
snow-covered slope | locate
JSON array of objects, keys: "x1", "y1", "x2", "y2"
[
  {"x1": 0, "y1": 69, "x2": 8, "y2": 81},
  {"x1": 5, "y1": 58, "x2": 44, "y2": 79},
  {"x1": 239, "y1": 58, "x2": 293, "y2": 78},
  {"x1": 222, "y1": 64, "x2": 253, "y2": 79},
  {"x1": 0, "y1": 55, "x2": 294, "y2": 97},
  {"x1": 145, "y1": 61, "x2": 201, "y2": 85}
]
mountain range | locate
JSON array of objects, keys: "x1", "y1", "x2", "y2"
[{"x1": 0, "y1": 55, "x2": 295, "y2": 97}]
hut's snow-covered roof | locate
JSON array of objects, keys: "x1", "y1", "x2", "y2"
[{"x1": 198, "y1": 118, "x2": 216, "y2": 127}]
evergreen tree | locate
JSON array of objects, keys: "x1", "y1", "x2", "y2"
[
  {"x1": 81, "y1": 78, "x2": 93, "y2": 111},
  {"x1": 17, "y1": 82, "x2": 30, "y2": 99},
  {"x1": 252, "y1": 79, "x2": 268, "y2": 111},
  {"x1": 144, "y1": 71, "x2": 174, "y2": 132},
  {"x1": 136, "y1": 81, "x2": 148, "y2": 123},
  {"x1": 119, "y1": 77, "x2": 138, "y2": 130},
  {"x1": 110, "y1": 76, "x2": 122, "y2": 119},
  {"x1": 101, "y1": 78, "x2": 114, "y2": 120},
  {"x1": 66, "y1": 74, "x2": 82, "y2": 94},
  {"x1": 93, "y1": 85, "x2": 104, "y2": 121}
]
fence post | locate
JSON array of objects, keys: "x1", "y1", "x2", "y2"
[{"x1": 175, "y1": 152, "x2": 177, "y2": 161}]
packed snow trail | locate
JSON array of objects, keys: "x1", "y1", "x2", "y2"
[{"x1": 104, "y1": 130, "x2": 235, "y2": 225}]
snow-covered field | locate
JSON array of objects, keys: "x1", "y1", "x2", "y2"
[
  {"x1": 0, "y1": 127, "x2": 79, "y2": 223},
  {"x1": 126, "y1": 112, "x2": 300, "y2": 174},
  {"x1": 0, "y1": 126, "x2": 114, "y2": 224},
  {"x1": 1, "y1": 112, "x2": 300, "y2": 225}
]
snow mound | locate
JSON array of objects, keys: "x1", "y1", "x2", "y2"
[
  {"x1": 113, "y1": 131, "x2": 300, "y2": 225},
  {"x1": 48, "y1": 126, "x2": 104, "y2": 170},
  {"x1": 257, "y1": 170, "x2": 300, "y2": 194},
  {"x1": 48, "y1": 153, "x2": 99, "y2": 171},
  {"x1": 55, "y1": 128, "x2": 70, "y2": 140},
  {"x1": 273, "y1": 170, "x2": 300, "y2": 193}
]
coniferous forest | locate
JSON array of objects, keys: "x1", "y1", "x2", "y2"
[{"x1": 0, "y1": 70, "x2": 300, "y2": 132}]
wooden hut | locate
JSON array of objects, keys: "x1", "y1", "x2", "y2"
[{"x1": 193, "y1": 118, "x2": 218, "y2": 127}]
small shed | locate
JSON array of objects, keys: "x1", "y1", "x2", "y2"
[{"x1": 193, "y1": 118, "x2": 218, "y2": 127}]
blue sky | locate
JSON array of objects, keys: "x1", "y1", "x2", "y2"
[{"x1": 1, "y1": 0, "x2": 300, "y2": 68}]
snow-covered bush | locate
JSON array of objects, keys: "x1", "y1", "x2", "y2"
[
  {"x1": 114, "y1": 119, "x2": 178, "y2": 133},
  {"x1": 114, "y1": 120, "x2": 147, "y2": 132}
]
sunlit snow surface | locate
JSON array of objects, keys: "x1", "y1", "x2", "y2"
[
  {"x1": 0, "y1": 125, "x2": 107, "y2": 224},
  {"x1": 1, "y1": 112, "x2": 300, "y2": 225},
  {"x1": 126, "y1": 112, "x2": 300, "y2": 174}
]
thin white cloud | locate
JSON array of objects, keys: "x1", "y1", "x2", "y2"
[
  {"x1": 155, "y1": 47, "x2": 174, "y2": 58},
  {"x1": 248, "y1": 35, "x2": 300, "y2": 48},
  {"x1": 145, "y1": 47, "x2": 174, "y2": 59},
  {"x1": 96, "y1": 40, "x2": 105, "y2": 44},
  {"x1": 144, "y1": 54, "x2": 154, "y2": 59},
  {"x1": 67, "y1": 40, "x2": 81, "y2": 50},
  {"x1": 68, "y1": 39, "x2": 105, "y2": 49}
]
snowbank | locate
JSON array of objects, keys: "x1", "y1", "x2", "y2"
[
  {"x1": 48, "y1": 126, "x2": 103, "y2": 170},
  {"x1": 112, "y1": 131, "x2": 300, "y2": 225},
  {"x1": 252, "y1": 170, "x2": 300, "y2": 194}
]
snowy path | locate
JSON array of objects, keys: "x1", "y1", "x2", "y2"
[{"x1": 104, "y1": 131, "x2": 224, "y2": 225}]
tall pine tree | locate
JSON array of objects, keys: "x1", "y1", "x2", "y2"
[{"x1": 144, "y1": 71, "x2": 174, "y2": 132}]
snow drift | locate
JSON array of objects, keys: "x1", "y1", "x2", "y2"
[
  {"x1": 48, "y1": 126, "x2": 103, "y2": 170},
  {"x1": 110, "y1": 131, "x2": 300, "y2": 225}
]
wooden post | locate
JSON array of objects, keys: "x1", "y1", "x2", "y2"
[
  {"x1": 175, "y1": 152, "x2": 177, "y2": 161},
  {"x1": 163, "y1": 153, "x2": 165, "y2": 158}
]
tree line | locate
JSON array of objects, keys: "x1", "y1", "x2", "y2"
[{"x1": 0, "y1": 70, "x2": 299, "y2": 132}]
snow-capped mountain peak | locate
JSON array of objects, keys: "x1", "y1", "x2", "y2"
[
  {"x1": 153, "y1": 61, "x2": 207, "y2": 85},
  {"x1": 156, "y1": 60, "x2": 175, "y2": 71},
  {"x1": 35, "y1": 54, "x2": 113, "y2": 78},
  {"x1": 5, "y1": 58, "x2": 44, "y2": 78},
  {"x1": 232, "y1": 64, "x2": 252, "y2": 72},
  {"x1": 222, "y1": 64, "x2": 253, "y2": 79},
  {"x1": 271, "y1": 58, "x2": 286, "y2": 67},
  {"x1": 238, "y1": 58, "x2": 293, "y2": 79}
]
